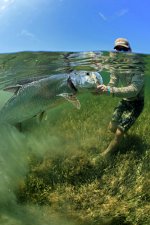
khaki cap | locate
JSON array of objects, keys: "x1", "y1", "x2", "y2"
[{"x1": 114, "y1": 38, "x2": 131, "y2": 49}]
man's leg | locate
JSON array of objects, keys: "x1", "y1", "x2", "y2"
[
  {"x1": 101, "y1": 100, "x2": 126, "y2": 157},
  {"x1": 101, "y1": 100, "x2": 144, "y2": 158},
  {"x1": 102, "y1": 127, "x2": 124, "y2": 157},
  {"x1": 108, "y1": 121, "x2": 118, "y2": 133},
  {"x1": 91, "y1": 122, "x2": 124, "y2": 165}
]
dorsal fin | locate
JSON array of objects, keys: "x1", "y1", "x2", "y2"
[{"x1": 3, "y1": 84, "x2": 22, "y2": 94}]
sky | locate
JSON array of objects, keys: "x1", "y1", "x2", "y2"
[{"x1": 0, "y1": 0, "x2": 150, "y2": 54}]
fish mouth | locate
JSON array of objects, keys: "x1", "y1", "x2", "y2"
[{"x1": 67, "y1": 76, "x2": 78, "y2": 94}]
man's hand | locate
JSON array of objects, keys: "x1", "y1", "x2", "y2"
[
  {"x1": 92, "y1": 85, "x2": 111, "y2": 95},
  {"x1": 96, "y1": 85, "x2": 108, "y2": 94},
  {"x1": 94, "y1": 84, "x2": 109, "y2": 94}
]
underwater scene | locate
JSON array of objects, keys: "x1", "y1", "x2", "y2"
[{"x1": 0, "y1": 51, "x2": 149, "y2": 225}]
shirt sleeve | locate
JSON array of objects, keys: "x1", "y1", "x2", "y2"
[
  {"x1": 110, "y1": 73, "x2": 144, "y2": 98},
  {"x1": 108, "y1": 73, "x2": 119, "y2": 87}
]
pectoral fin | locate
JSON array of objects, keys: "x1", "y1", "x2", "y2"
[
  {"x1": 38, "y1": 111, "x2": 47, "y2": 122},
  {"x1": 3, "y1": 85, "x2": 22, "y2": 94},
  {"x1": 57, "y1": 93, "x2": 81, "y2": 109}
]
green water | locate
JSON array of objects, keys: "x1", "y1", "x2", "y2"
[{"x1": 0, "y1": 51, "x2": 149, "y2": 225}]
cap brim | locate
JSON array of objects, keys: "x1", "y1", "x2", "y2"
[{"x1": 114, "y1": 44, "x2": 129, "y2": 49}]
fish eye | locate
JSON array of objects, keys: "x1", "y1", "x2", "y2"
[{"x1": 86, "y1": 72, "x2": 90, "y2": 76}]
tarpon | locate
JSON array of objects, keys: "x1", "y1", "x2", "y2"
[{"x1": 0, "y1": 71, "x2": 103, "y2": 126}]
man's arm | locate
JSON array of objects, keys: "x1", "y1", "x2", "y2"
[
  {"x1": 109, "y1": 73, "x2": 144, "y2": 98},
  {"x1": 96, "y1": 73, "x2": 144, "y2": 98},
  {"x1": 108, "y1": 73, "x2": 119, "y2": 87}
]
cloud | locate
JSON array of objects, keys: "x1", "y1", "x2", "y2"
[
  {"x1": 98, "y1": 12, "x2": 107, "y2": 21},
  {"x1": 18, "y1": 29, "x2": 40, "y2": 42},
  {"x1": 20, "y1": 29, "x2": 35, "y2": 39},
  {"x1": 98, "y1": 9, "x2": 129, "y2": 22},
  {"x1": 116, "y1": 9, "x2": 129, "y2": 17},
  {"x1": 0, "y1": 0, "x2": 15, "y2": 13}
]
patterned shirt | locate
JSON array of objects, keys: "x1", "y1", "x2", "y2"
[{"x1": 108, "y1": 53, "x2": 144, "y2": 101}]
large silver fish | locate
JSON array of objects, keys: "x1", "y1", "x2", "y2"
[{"x1": 0, "y1": 71, "x2": 103, "y2": 125}]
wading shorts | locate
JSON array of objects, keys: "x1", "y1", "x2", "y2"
[{"x1": 111, "y1": 99, "x2": 144, "y2": 132}]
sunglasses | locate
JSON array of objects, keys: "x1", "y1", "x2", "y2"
[{"x1": 115, "y1": 46, "x2": 129, "y2": 52}]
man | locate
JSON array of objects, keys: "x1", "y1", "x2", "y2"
[{"x1": 96, "y1": 37, "x2": 144, "y2": 157}]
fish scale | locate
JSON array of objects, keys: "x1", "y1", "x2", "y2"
[{"x1": 0, "y1": 72, "x2": 103, "y2": 126}]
